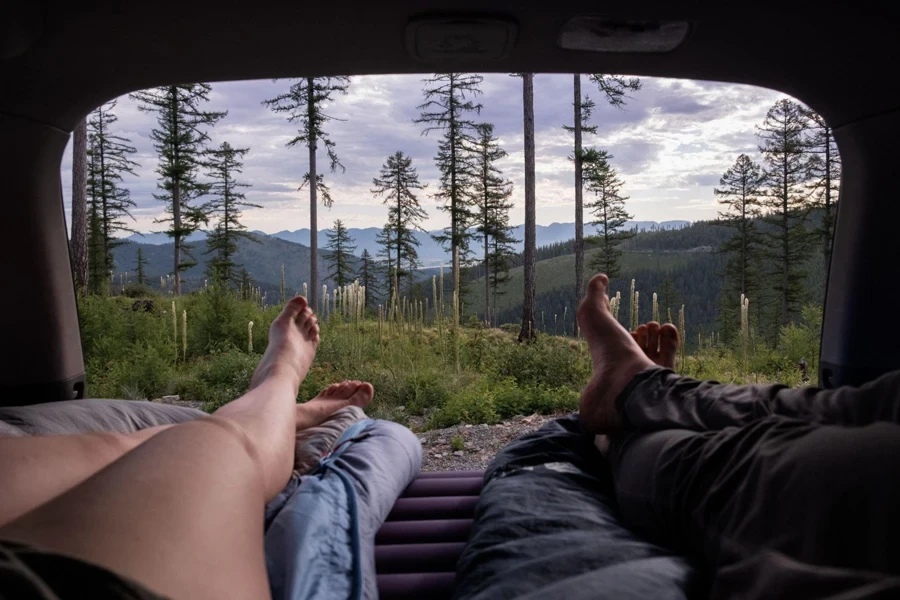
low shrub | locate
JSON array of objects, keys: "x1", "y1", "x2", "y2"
[{"x1": 174, "y1": 349, "x2": 258, "y2": 410}]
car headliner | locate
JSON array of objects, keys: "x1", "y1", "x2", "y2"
[{"x1": 1, "y1": 2, "x2": 898, "y2": 132}]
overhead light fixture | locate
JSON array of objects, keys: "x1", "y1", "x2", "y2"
[
  {"x1": 407, "y1": 16, "x2": 518, "y2": 61},
  {"x1": 559, "y1": 18, "x2": 689, "y2": 53}
]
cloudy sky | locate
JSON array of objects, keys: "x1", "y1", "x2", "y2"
[{"x1": 61, "y1": 74, "x2": 788, "y2": 234}]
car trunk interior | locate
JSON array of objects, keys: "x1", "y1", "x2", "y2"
[{"x1": 0, "y1": 2, "x2": 897, "y2": 403}]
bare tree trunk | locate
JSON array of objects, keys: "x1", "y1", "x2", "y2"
[
  {"x1": 307, "y1": 78, "x2": 319, "y2": 311},
  {"x1": 173, "y1": 178, "x2": 182, "y2": 295},
  {"x1": 484, "y1": 226, "x2": 490, "y2": 324},
  {"x1": 519, "y1": 73, "x2": 537, "y2": 342},
  {"x1": 573, "y1": 74, "x2": 584, "y2": 335},
  {"x1": 740, "y1": 196, "x2": 747, "y2": 295},
  {"x1": 170, "y1": 88, "x2": 183, "y2": 296},
  {"x1": 824, "y1": 126, "x2": 833, "y2": 268},
  {"x1": 781, "y1": 159, "x2": 789, "y2": 327},
  {"x1": 71, "y1": 118, "x2": 88, "y2": 295}
]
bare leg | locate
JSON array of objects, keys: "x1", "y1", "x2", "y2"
[
  {"x1": 0, "y1": 296, "x2": 319, "y2": 600},
  {"x1": 0, "y1": 378, "x2": 372, "y2": 531},
  {"x1": 0, "y1": 425, "x2": 171, "y2": 527}
]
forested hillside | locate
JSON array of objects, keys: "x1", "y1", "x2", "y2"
[
  {"x1": 111, "y1": 234, "x2": 353, "y2": 297},
  {"x1": 466, "y1": 217, "x2": 827, "y2": 346}
]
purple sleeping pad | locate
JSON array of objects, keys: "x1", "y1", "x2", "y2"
[{"x1": 375, "y1": 471, "x2": 484, "y2": 600}]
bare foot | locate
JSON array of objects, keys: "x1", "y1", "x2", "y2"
[
  {"x1": 250, "y1": 296, "x2": 320, "y2": 392},
  {"x1": 631, "y1": 322, "x2": 680, "y2": 369},
  {"x1": 296, "y1": 380, "x2": 374, "y2": 431},
  {"x1": 577, "y1": 274, "x2": 654, "y2": 434}
]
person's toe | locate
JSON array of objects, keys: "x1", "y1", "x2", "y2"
[
  {"x1": 586, "y1": 273, "x2": 610, "y2": 297},
  {"x1": 659, "y1": 324, "x2": 679, "y2": 368},
  {"x1": 348, "y1": 382, "x2": 374, "y2": 408},
  {"x1": 323, "y1": 382, "x2": 343, "y2": 397},
  {"x1": 578, "y1": 274, "x2": 612, "y2": 331},
  {"x1": 299, "y1": 312, "x2": 319, "y2": 341},
  {"x1": 281, "y1": 296, "x2": 308, "y2": 319},
  {"x1": 647, "y1": 322, "x2": 661, "y2": 360},
  {"x1": 295, "y1": 307, "x2": 312, "y2": 327},
  {"x1": 635, "y1": 324, "x2": 649, "y2": 353}
]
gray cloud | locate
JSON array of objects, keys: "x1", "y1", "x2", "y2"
[{"x1": 61, "y1": 74, "x2": 791, "y2": 234}]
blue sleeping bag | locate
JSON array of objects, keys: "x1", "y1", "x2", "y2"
[{"x1": 453, "y1": 415, "x2": 698, "y2": 600}]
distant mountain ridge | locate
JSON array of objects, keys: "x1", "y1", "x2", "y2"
[
  {"x1": 112, "y1": 232, "x2": 340, "y2": 298},
  {"x1": 125, "y1": 220, "x2": 689, "y2": 267}
]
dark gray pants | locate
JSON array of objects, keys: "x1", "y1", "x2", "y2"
[{"x1": 610, "y1": 367, "x2": 900, "y2": 598}]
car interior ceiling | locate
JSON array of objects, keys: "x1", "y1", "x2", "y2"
[{"x1": 0, "y1": 1, "x2": 896, "y2": 405}]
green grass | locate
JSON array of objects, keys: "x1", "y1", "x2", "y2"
[
  {"x1": 79, "y1": 286, "x2": 820, "y2": 430},
  {"x1": 466, "y1": 249, "x2": 701, "y2": 316}
]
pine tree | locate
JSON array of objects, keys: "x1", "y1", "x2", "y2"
[
  {"x1": 134, "y1": 247, "x2": 148, "y2": 285},
  {"x1": 203, "y1": 142, "x2": 260, "y2": 285},
  {"x1": 71, "y1": 118, "x2": 89, "y2": 295},
  {"x1": 716, "y1": 154, "x2": 765, "y2": 339},
  {"x1": 262, "y1": 77, "x2": 350, "y2": 311},
  {"x1": 355, "y1": 249, "x2": 382, "y2": 309},
  {"x1": 804, "y1": 108, "x2": 841, "y2": 267},
  {"x1": 86, "y1": 100, "x2": 140, "y2": 294},
  {"x1": 518, "y1": 73, "x2": 537, "y2": 341},
  {"x1": 583, "y1": 148, "x2": 634, "y2": 278},
  {"x1": 130, "y1": 84, "x2": 226, "y2": 295},
  {"x1": 757, "y1": 99, "x2": 813, "y2": 327},
  {"x1": 566, "y1": 74, "x2": 641, "y2": 322},
  {"x1": 471, "y1": 123, "x2": 515, "y2": 323},
  {"x1": 324, "y1": 219, "x2": 356, "y2": 289},
  {"x1": 372, "y1": 151, "x2": 427, "y2": 296},
  {"x1": 716, "y1": 154, "x2": 765, "y2": 296},
  {"x1": 415, "y1": 73, "x2": 483, "y2": 298}
]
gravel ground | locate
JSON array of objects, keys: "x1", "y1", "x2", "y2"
[{"x1": 412, "y1": 414, "x2": 559, "y2": 472}]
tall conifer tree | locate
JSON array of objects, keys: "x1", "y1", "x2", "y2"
[
  {"x1": 517, "y1": 73, "x2": 537, "y2": 341},
  {"x1": 131, "y1": 84, "x2": 226, "y2": 295},
  {"x1": 716, "y1": 154, "x2": 765, "y2": 296},
  {"x1": 471, "y1": 123, "x2": 515, "y2": 323},
  {"x1": 262, "y1": 77, "x2": 350, "y2": 311},
  {"x1": 86, "y1": 100, "x2": 140, "y2": 294},
  {"x1": 134, "y1": 247, "x2": 148, "y2": 286},
  {"x1": 566, "y1": 74, "x2": 641, "y2": 321},
  {"x1": 372, "y1": 151, "x2": 427, "y2": 296},
  {"x1": 415, "y1": 73, "x2": 483, "y2": 297},
  {"x1": 324, "y1": 219, "x2": 356, "y2": 289},
  {"x1": 804, "y1": 108, "x2": 841, "y2": 266},
  {"x1": 583, "y1": 149, "x2": 633, "y2": 278},
  {"x1": 715, "y1": 153, "x2": 765, "y2": 338},
  {"x1": 71, "y1": 118, "x2": 89, "y2": 295},
  {"x1": 355, "y1": 249, "x2": 381, "y2": 310},
  {"x1": 758, "y1": 99, "x2": 813, "y2": 327},
  {"x1": 203, "y1": 142, "x2": 260, "y2": 285}
]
